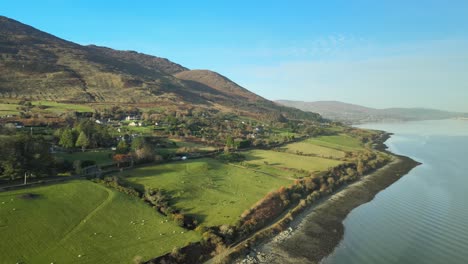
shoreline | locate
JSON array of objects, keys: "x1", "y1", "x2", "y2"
[{"x1": 236, "y1": 134, "x2": 420, "y2": 264}]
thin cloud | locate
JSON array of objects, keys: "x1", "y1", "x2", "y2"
[{"x1": 227, "y1": 39, "x2": 468, "y2": 112}]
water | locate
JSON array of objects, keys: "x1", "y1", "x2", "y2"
[{"x1": 323, "y1": 119, "x2": 468, "y2": 264}]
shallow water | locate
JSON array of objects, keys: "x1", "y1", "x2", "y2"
[{"x1": 322, "y1": 119, "x2": 468, "y2": 264}]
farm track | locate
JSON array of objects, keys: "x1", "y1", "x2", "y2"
[{"x1": 56, "y1": 185, "x2": 114, "y2": 245}]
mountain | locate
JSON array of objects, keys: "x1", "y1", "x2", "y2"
[
  {"x1": 0, "y1": 16, "x2": 320, "y2": 121},
  {"x1": 276, "y1": 100, "x2": 467, "y2": 124}
]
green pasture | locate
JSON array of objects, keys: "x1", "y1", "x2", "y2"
[
  {"x1": 306, "y1": 134, "x2": 364, "y2": 151},
  {"x1": 0, "y1": 181, "x2": 199, "y2": 263},
  {"x1": 244, "y1": 149, "x2": 341, "y2": 173},
  {"x1": 281, "y1": 141, "x2": 346, "y2": 159},
  {"x1": 120, "y1": 158, "x2": 292, "y2": 227}
]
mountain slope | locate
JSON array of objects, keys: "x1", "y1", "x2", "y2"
[
  {"x1": 276, "y1": 100, "x2": 466, "y2": 123},
  {"x1": 0, "y1": 16, "x2": 320, "y2": 121}
]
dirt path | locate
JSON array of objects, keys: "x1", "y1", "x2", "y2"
[{"x1": 57, "y1": 185, "x2": 114, "y2": 245}]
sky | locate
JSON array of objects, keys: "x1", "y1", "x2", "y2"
[{"x1": 2, "y1": 0, "x2": 468, "y2": 112}]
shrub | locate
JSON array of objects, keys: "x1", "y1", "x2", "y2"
[{"x1": 216, "y1": 152, "x2": 246, "y2": 163}]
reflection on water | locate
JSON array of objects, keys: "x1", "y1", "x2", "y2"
[{"x1": 323, "y1": 120, "x2": 468, "y2": 264}]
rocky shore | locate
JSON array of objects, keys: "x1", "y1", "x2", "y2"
[{"x1": 235, "y1": 152, "x2": 420, "y2": 264}]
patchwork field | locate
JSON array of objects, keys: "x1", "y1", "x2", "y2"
[
  {"x1": 0, "y1": 181, "x2": 199, "y2": 264},
  {"x1": 0, "y1": 134, "x2": 367, "y2": 263},
  {"x1": 121, "y1": 158, "x2": 293, "y2": 227}
]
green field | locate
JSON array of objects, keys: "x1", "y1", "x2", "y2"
[
  {"x1": 0, "y1": 100, "x2": 93, "y2": 116},
  {"x1": 34, "y1": 101, "x2": 94, "y2": 113},
  {"x1": 306, "y1": 134, "x2": 364, "y2": 152},
  {"x1": 0, "y1": 103, "x2": 19, "y2": 115},
  {"x1": 55, "y1": 150, "x2": 113, "y2": 165},
  {"x1": 123, "y1": 125, "x2": 155, "y2": 135},
  {"x1": 244, "y1": 149, "x2": 342, "y2": 173},
  {"x1": 282, "y1": 141, "x2": 346, "y2": 158},
  {"x1": 278, "y1": 135, "x2": 366, "y2": 159},
  {"x1": 121, "y1": 158, "x2": 292, "y2": 227},
  {"x1": 0, "y1": 181, "x2": 199, "y2": 263}
]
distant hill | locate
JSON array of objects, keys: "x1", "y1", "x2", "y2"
[
  {"x1": 0, "y1": 16, "x2": 320, "y2": 122},
  {"x1": 276, "y1": 100, "x2": 467, "y2": 124}
]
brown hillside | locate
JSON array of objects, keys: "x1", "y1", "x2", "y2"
[{"x1": 0, "y1": 16, "x2": 321, "y2": 121}]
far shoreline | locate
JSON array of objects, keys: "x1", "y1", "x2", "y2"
[{"x1": 234, "y1": 132, "x2": 421, "y2": 264}]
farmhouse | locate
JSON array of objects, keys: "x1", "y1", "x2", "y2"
[{"x1": 128, "y1": 121, "x2": 144, "y2": 127}]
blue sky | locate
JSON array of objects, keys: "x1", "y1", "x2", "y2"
[{"x1": 2, "y1": 0, "x2": 468, "y2": 111}]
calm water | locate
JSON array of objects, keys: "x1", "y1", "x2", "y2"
[{"x1": 323, "y1": 119, "x2": 468, "y2": 264}]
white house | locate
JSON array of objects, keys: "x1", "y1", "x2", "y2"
[{"x1": 128, "y1": 122, "x2": 144, "y2": 127}]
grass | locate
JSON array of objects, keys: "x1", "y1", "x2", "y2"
[
  {"x1": 280, "y1": 134, "x2": 367, "y2": 159},
  {"x1": 281, "y1": 142, "x2": 346, "y2": 159},
  {"x1": 34, "y1": 101, "x2": 93, "y2": 113},
  {"x1": 120, "y1": 158, "x2": 292, "y2": 227},
  {"x1": 306, "y1": 134, "x2": 365, "y2": 152},
  {"x1": 55, "y1": 150, "x2": 113, "y2": 165},
  {"x1": 0, "y1": 181, "x2": 200, "y2": 263},
  {"x1": 244, "y1": 149, "x2": 342, "y2": 173},
  {"x1": 123, "y1": 125, "x2": 155, "y2": 135},
  {"x1": 0, "y1": 103, "x2": 19, "y2": 115},
  {"x1": 0, "y1": 100, "x2": 93, "y2": 116}
]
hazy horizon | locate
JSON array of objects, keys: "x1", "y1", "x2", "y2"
[
  {"x1": 274, "y1": 99, "x2": 467, "y2": 113},
  {"x1": 2, "y1": 1, "x2": 468, "y2": 112}
]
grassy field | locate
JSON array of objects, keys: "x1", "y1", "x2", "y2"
[
  {"x1": 55, "y1": 150, "x2": 113, "y2": 165},
  {"x1": 123, "y1": 125, "x2": 155, "y2": 135},
  {"x1": 121, "y1": 158, "x2": 292, "y2": 227},
  {"x1": 306, "y1": 134, "x2": 365, "y2": 152},
  {"x1": 0, "y1": 100, "x2": 93, "y2": 116},
  {"x1": 34, "y1": 101, "x2": 94, "y2": 113},
  {"x1": 278, "y1": 135, "x2": 366, "y2": 159},
  {"x1": 0, "y1": 103, "x2": 19, "y2": 115},
  {"x1": 0, "y1": 181, "x2": 200, "y2": 264},
  {"x1": 244, "y1": 149, "x2": 342, "y2": 173},
  {"x1": 281, "y1": 142, "x2": 346, "y2": 158}
]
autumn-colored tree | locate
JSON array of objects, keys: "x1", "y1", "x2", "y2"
[
  {"x1": 304, "y1": 177, "x2": 317, "y2": 191},
  {"x1": 113, "y1": 154, "x2": 131, "y2": 168},
  {"x1": 134, "y1": 145, "x2": 154, "y2": 162}
]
